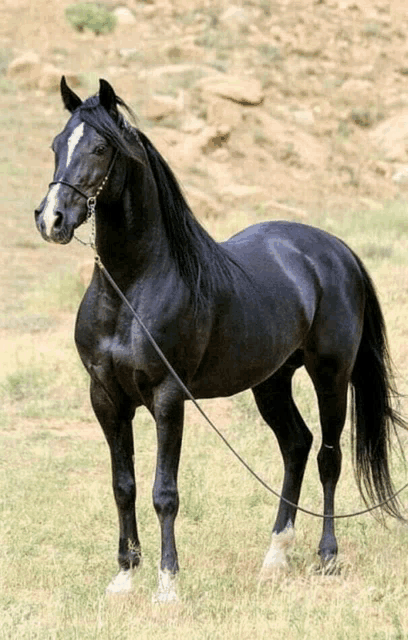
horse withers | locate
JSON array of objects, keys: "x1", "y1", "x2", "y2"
[{"x1": 35, "y1": 77, "x2": 406, "y2": 602}]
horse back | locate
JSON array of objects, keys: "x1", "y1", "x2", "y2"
[{"x1": 190, "y1": 221, "x2": 365, "y2": 398}]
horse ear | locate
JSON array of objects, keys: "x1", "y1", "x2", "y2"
[
  {"x1": 99, "y1": 79, "x2": 118, "y2": 119},
  {"x1": 60, "y1": 76, "x2": 82, "y2": 113}
]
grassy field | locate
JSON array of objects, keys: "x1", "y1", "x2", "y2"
[{"x1": 1, "y1": 93, "x2": 408, "y2": 639}]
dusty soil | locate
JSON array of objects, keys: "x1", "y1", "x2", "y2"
[
  {"x1": 2, "y1": 0, "x2": 408, "y2": 217},
  {"x1": 2, "y1": 0, "x2": 408, "y2": 437}
]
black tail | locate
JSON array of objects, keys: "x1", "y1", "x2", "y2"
[{"x1": 351, "y1": 259, "x2": 407, "y2": 520}]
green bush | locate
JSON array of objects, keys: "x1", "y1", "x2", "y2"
[{"x1": 65, "y1": 3, "x2": 117, "y2": 36}]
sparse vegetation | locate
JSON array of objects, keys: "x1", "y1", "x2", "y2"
[
  {"x1": 2, "y1": 0, "x2": 408, "y2": 636},
  {"x1": 65, "y1": 3, "x2": 117, "y2": 35},
  {"x1": 0, "y1": 48, "x2": 12, "y2": 74}
]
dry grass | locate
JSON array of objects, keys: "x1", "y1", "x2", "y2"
[
  {"x1": 1, "y1": 16, "x2": 408, "y2": 637},
  {"x1": 1, "y1": 188, "x2": 408, "y2": 637},
  {"x1": 1, "y1": 386, "x2": 408, "y2": 639}
]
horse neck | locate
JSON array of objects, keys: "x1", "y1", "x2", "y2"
[{"x1": 94, "y1": 160, "x2": 172, "y2": 285}]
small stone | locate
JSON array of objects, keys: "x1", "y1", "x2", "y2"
[
  {"x1": 196, "y1": 74, "x2": 264, "y2": 106},
  {"x1": 144, "y1": 94, "x2": 183, "y2": 121},
  {"x1": 7, "y1": 52, "x2": 41, "y2": 85},
  {"x1": 113, "y1": 7, "x2": 136, "y2": 25},
  {"x1": 392, "y1": 166, "x2": 408, "y2": 184}
]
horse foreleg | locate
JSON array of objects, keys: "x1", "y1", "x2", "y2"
[
  {"x1": 152, "y1": 389, "x2": 184, "y2": 603},
  {"x1": 89, "y1": 377, "x2": 141, "y2": 594}
]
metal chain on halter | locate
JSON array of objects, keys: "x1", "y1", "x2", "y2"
[{"x1": 73, "y1": 151, "x2": 118, "y2": 250}]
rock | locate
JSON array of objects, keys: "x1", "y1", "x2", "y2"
[
  {"x1": 38, "y1": 65, "x2": 80, "y2": 92},
  {"x1": 206, "y1": 97, "x2": 242, "y2": 129},
  {"x1": 373, "y1": 161, "x2": 390, "y2": 177},
  {"x1": 250, "y1": 110, "x2": 328, "y2": 169},
  {"x1": 196, "y1": 125, "x2": 231, "y2": 154},
  {"x1": 220, "y1": 184, "x2": 264, "y2": 198},
  {"x1": 291, "y1": 109, "x2": 315, "y2": 126},
  {"x1": 138, "y1": 64, "x2": 212, "y2": 80},
  {"x1": 119, "y1": 48, "x2": 139, "y2": 61},
  {"x1": 211, "y1": 148, "x2": 230, "y2": 163},
  {"x1": 392, "y1": 165, "x2": 408, "y2": 184},
  {"x1": 144, "y1": 93, "x2": 184, "y2": 121},
  {"x1": 196, "y1": 74, "x2": 264, "y2": 106},
  {"x1": 186, "y1": 186, "x2": 224, "y2": 219},
  {"x1": 180, "y1": 114, "x2": 206, "y2": 134},
  {"x1": 219, "y1": 6, "x2": 251, "y2": 29},
  {"x1": 370, "y1": 111, "x2": 408, "y2": 162},
  {"x1": 7, "y1": 52, "x2": 41, "y2": 85},
  {"x1": 113, "y1": 7, "x2": 136, "y2": 25},
  {"x1": 350, "y1": 108, "x2": 375, "y2": 128},
  {"x1": 7, "y1": 53, "x2": 80, "y2": 91}
]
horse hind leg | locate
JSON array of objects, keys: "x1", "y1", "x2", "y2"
[
  {"x1": 252, "y1": 362, "x2": 313, "y2": 579},
  {"x1": 305, "y1": 353, "x2": 349, "y2": 569}
]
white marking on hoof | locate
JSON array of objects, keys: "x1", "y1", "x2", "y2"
[
  {"x1": 106, "y1": 569, "x2": 134, "y2": 594},
  {"x1": 152, "y1": 569, "x2": 179, "y2": 604},
  {"x1": 259, "y1": 524, "x2": 295, "y2": 582}
]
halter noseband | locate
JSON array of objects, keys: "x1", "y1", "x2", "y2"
[{"x1": 48, "y1": 149, "x2": 118, "y2": 221}]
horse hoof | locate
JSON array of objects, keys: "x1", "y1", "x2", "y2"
[
  {"x1": 106, "y1": 569, "x2": 134, "y2": 594},
  {"x1": 259, "y1": 525, "x2": 295, "y2": 582},
  {"x1": 152, "y1": 569, "x2": 179, "y2": 604}
]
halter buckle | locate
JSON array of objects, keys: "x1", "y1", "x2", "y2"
[{"x1": 87, "y1": 196, "x2": 97, "y2": 219}]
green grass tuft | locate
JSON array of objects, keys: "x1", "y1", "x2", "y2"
[{"x1": 65, "y1": 3, "x2": 117, "y2": 36}]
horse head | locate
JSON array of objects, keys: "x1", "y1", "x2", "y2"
[{"x1": 35, "y1": 77, "x2": 130, "y2": 244}]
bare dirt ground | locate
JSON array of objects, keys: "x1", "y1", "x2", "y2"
[
  {"x1": 1, "y1": 0, "x2": 408, "y2": 430},
  {"x1": 2, "y1": 0, "x2": 408, "y2": 215},
  {"x1": 2, "y1": 6, "x2": 408, "y2": 633}
]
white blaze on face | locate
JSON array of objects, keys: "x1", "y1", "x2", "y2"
[
  {"x1": 42, "y1": 122, "x2": 85, "y2": 237},
  {"x1": 66, "y1": 122, "x2": 85, "y2": 167},
  {"x1": 42, "y1": 183, "x2": 61, "y2": 237}
]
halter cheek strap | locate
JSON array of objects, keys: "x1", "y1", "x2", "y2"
[{"x1": 48, "y1": 149, "x2": 118, "y2": 221}]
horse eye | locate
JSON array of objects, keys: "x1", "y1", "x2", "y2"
[{"x1": 94, "y1": 144, "x2": 107, "y2": 156}]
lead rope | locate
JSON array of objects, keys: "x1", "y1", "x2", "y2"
[{"x1": 84, "y1": 198, "x2": 408, "y2": 520}]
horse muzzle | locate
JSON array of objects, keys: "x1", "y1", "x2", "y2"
[
  {"x1": 34, "y1": 185, "x2": 86, "y2": 244},
  {"x1": 34, "y1": 204, "x2": 74, "y2": 244}
]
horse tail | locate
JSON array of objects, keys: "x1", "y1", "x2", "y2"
[{"x1": 350, "y1": 257, "x2": 407, "y2": 520}]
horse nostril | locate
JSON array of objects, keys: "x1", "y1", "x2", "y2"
[
  {"x1": 54, "y1": 211, "x2": 64, "y2": 230},
  {"x1": 34, "y1": 208, "x2": 45, "y2": 234}
]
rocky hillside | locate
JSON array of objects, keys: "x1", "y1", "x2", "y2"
[{"x1": 2, "y1": 0, "x2": 408, "y2": 218}]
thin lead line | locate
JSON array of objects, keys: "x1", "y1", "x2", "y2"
[{"x1": 95, "y1": 255, "x2": 408, "y2": 520}]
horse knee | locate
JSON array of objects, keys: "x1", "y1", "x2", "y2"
[
  {"x1": 113, "y1": 473, "x2": 136, "y2": 510},
  {"x1": 153, "y1": 484, "x2": 179, "y2": 521}
]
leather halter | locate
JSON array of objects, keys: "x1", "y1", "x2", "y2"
[{"x1": 48, "y1": 149, "x2": 118, "y2": 221}]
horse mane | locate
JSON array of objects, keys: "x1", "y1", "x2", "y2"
[
  {"x1": 78, "y1": 95, "x2": 248, "y2": 310},
  {"x1": 136, "y1": 130, "x2": 245, "y2": 311},
  {"x1": 76, "y1": 92, "x2": 245, "y2": 310},
  {"x1": 78, "y1": 94, "x2": 142, "y2": 161}
]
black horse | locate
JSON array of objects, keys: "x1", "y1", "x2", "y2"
[{"x1": 35, "y1": 78, "x2": 405, "y2": 601}]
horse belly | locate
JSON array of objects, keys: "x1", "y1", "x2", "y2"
[{"x1": 190, "y1": 312, "x2": 305, "y2": 399}]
